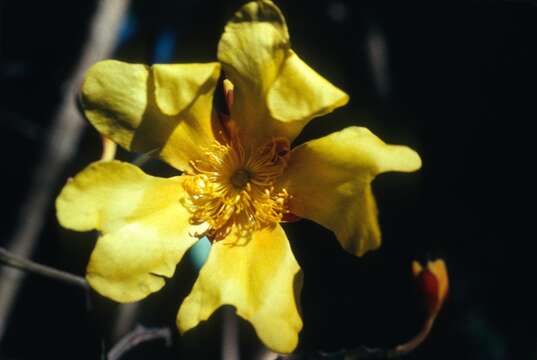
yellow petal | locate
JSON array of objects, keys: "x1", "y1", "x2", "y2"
[
  {"x1": 177, "y1": 225, "x2": 302, "y2": 353},
  {"x1": 279, "y1": 127, "x2": 421, "y2": 256},
  {"x1": 56, "y1": 161, "x2": 203, "y2": 302},
  {"x1": 217, "y1": 1, "x2": 287, "y2": 146},
  {"x1": 81, "y1": 60, "x2": 220, "y2": 170},
  {"x1": 218, "y1": 0, "x2": 289, "y2": 102},
  {"x1": 218, "y1": 2, "x2": 347, "y2": 147},
  {"x1": 267, "y1": 50, "x2": 349, "y2": 131},
  {"x1": 153, "y1": 63, "x2": 219, "y2": 116}
]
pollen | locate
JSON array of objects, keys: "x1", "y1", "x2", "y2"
[{"x1": 183, "y1": 135, "x2": 291, "y2": 241}]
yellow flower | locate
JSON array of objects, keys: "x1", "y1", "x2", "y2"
[{"x1": 56, "y1": 0, "x2": 421, "y2": 353}]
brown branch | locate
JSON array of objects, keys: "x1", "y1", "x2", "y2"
[
  {"x1": 0, "y1": 0, "x2": 131, "y2": 339},
  {"x1": 0, "y1": 247, "x2": 88, "y2": 290},
  {"x1": 222, "y1": 307, "x2": 240, "y2": 360},
  {"x1": 387, "y1": 316, "x2": 435, "y2": 357},
  {"x1": 341, "y1": 315, "x2": 436, "y2": 359},
  {"x1": 107, "y1": 325, "x2": 172, "y2": 360},
  {"x1": 278, "y1": 314, "x2": 438, "y2": 360}
]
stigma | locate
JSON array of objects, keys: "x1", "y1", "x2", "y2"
[{"x1": 183, "y1": 135, "x2": 290, "y2": 241}]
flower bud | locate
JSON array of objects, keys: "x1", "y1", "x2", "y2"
[
  {"x1": 223, "y1": 78, "x2": 234, "y2": 110},
  {"x1": 412, "y1": 259, "x2": 449, "y2": 316}
]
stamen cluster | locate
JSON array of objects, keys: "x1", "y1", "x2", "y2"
[{"x1": 183, "y1": 136, "x2": 290, "y2": 241}]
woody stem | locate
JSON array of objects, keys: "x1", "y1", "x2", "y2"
[{"x1": 0, "y1": 247, "x2": 88, "y2": 289}]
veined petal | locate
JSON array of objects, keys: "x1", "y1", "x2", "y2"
[
  {"x1": 279, "y1": 127, "x2": 421, "y2": 256},
  {"x1": 81, "y1": 60, "x2": 220, "y2": 171},
  {"x1": 56, "y1": 161, "x2": 203, "y2": 302},
  {"x1": 177, "y1": 225, "x2": 303, "y2": 353}
]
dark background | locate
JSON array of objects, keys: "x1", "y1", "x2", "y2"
[{"x1": 1, "y1": 0, "x2": 535, "y2": 359}]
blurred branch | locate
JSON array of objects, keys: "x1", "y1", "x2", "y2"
[
  {"x1": 0, "y1": 247, "x2": 87, "y2": 289},
  {"x1": 280, "y1": 259, "x2": 449, "y2": 360},
  {"x1": 222, "y1": 307, "x2": 240, "y2": 360},
  {"x1": 132, "y1": 149, "x2": 159, "y2": 167},
  {"x1": 278, "y1": 316, "x2": 435, "y2": 360},
  {"x1": 0, "y1": 0, "x2": 131, "y2": 340},
  {"x1": 340, "y1": 316, "x2": 435, "y2": 359},
  {"x1": 107, "y1": 325, "x2": 172, "y2": 360}
]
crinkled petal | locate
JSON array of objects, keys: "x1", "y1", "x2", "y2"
[
  {"x1": 56, "y1": 160, "x2": 204, "y2": 302},
  {"x1": 177, "y1": 225, "x2": 302, "y2": 353},
  {"x1": 218, "y1": 0, "x2": 289, "y2": 110},
  {"x1": 81, "y1": 60, "x2": 220, "y2": 170},
  {"x1": 219, "y1": 1, "x2": 346, "y2": 148},
  {"x1": 279, "y1": 127, "x2": 421, "y2": 256}
]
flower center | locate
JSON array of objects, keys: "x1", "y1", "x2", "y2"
[
  {"x1": 230, "y1": 169, "x2": 251, "y2": 189},
  {"x1": 183, "y1": 136, "x2": 290, "y2": 241}
]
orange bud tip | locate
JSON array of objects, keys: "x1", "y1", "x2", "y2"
[{"x1": 223, "y1": 78, "x2": 234, "y2": 110}]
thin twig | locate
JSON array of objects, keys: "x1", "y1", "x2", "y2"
[
  {"x1": 0, "y1": 247, "x2": 87, "y2": 289},
  {"x1": 341, "y1": 316, "x2": 435, "y2": 359},
  {"x1": 278, "y1": 314, "x2": 437, "y2": 360},
  {"x1": 131, "y1": 149, "x2": 160, "y2": 167},
  {"x1": 0, "y1": 245, "x2": 91, "y2": 315},
  {"x1": 222, "y1": 307, "x2": 240, "y2": 360},
  {"x1": 113, "y1": 303, "x2": 141, "y2": 341},
  {"x1": 107, "y1": 325, "x2": 172, "y2": 360},
  {"x1": 387, "y1": 316, "x2": 435, "y2": 357},
  {"x1": 0, "y1": 0, "x2": 131, "y2": 340}
]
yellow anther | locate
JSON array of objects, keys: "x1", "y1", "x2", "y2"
[{"x1": 183, "y1": 136, "x2": 290, "y2": 241}]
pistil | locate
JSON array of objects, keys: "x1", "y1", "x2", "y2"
[{"x1": 230, "y1": 169, "x2": 251, "y2": 189}]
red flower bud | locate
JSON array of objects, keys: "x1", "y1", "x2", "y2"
[{"x1": 412, "y1": 259, "x2": 449, "y2": 316}]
